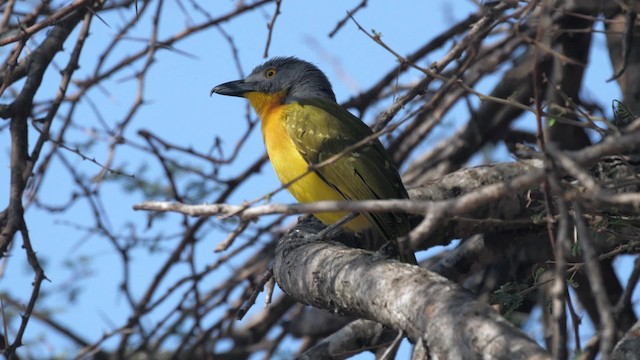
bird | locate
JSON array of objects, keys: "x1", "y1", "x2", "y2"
[{"x1": 211, "y1": 56, "x2": 416, "y2": 264}]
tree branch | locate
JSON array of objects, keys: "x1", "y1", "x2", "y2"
[{"x1": 272, "y1": 219, "x2": 550, "y2": 359}]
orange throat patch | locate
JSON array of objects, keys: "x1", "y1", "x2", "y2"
[{"x1": 245, "y1": 91, "x2": 287, "y2": 120}]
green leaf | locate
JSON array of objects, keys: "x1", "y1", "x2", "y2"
[
  {"x1": 571, "y1": 242, "x2": 581, "y2": 257},
  {"x1": 490, "y1": 282, "x2": 528, "y2": 316},
  {"x1": 532, "y1": 265, "x2": 546, "y2": 283}
]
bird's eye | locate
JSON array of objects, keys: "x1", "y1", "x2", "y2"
[{"x1": 265, "y1": 69, "x2": 277, "y2": 78}]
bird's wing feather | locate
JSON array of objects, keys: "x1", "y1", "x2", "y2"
[{"x1": 283, "y1": 98, "x2": 409, "y2": 240}]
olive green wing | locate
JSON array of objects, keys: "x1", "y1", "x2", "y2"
[{"x1": 283, "y1": 98, "x2": 410, "y2": 242}]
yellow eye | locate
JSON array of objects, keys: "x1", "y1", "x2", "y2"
[{"x1": 265, "y1": 69, "x2": 277, "y2": 78}]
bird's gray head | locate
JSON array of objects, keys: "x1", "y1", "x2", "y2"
[{"x1": 211, "y1": 56, "x2": 336, "y2": 103}]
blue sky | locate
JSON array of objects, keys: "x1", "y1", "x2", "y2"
[{"x1": 0, "y1": 1, "x2": 635, "y2": 358}]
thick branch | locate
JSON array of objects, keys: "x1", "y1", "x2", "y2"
[
  {"x1": 272, "y1": 220, "x2": 550, "y2": 359},
  {"x1": 298, "y1": 319, "x2": 396, "y2": 359},
  {"x1": 612, "y1": 320, "x2": 640, "y2": 359}
]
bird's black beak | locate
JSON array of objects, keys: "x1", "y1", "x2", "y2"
[{"x1": 210, "y1": 79, "x2": 255, "y2": 97}]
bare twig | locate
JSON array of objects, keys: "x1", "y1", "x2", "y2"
[
  {"x1": 262, "y1": 0, "x2": 282, "y2": 58},
  {"x1": 0, "y1": 0, "x2": 96, "y2": 46},
  {"x1": 574, "y1": 202, "x2": 617, "y2": 359},
  {"x1": 328, "y1": 0, "x2": 367, "y2": 38}
]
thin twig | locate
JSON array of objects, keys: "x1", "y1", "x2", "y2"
[
  {"x1": 574, "y1": 202, "x2": 617, "y2": 359},
  {"x1": 263, "y1": 0, "x2": 282, "y2": 58}
]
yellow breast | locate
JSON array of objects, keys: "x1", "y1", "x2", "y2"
[{"x1": 246, "y1": 92, "x2": 367, "y2": 230}]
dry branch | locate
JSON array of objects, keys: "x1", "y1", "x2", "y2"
[{"x1": 273, "y1": 219, "x2": 550, "y2": 359}]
